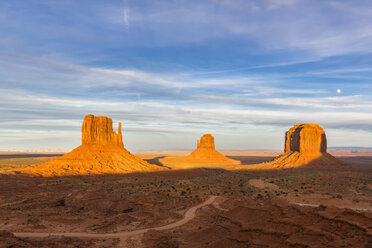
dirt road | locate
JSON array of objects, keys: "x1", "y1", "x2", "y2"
[{"x1": 13, "y1": 195, "x2": 218, "y2": 239}]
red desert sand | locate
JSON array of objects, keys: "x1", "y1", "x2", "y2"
[
  {"x1": 18, "y1": 115, "x2": 167, "y2": 176},
  {"x1": 161, "y1": 134, "x2": 240, "y2": 165},
  {"x1": 231, "y1": 123, "x2": 349, "y2": 170}
]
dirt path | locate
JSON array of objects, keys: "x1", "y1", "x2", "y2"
[
  {"x1": 13, "y1": 195, "x2": 218, "y2": 239},
  {"x1": 292, "y1": 202, "x2": 372, "y2": 212}
]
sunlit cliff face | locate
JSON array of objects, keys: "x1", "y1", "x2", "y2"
[{"x1": 285, "y1": 124, "x2": 327, "y2": 154}]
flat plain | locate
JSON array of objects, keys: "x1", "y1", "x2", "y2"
[{"x1": 0, "y1": 151, "x2": 371, "y2": 247}]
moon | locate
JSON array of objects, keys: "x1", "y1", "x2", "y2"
[{"x1": 337, "y1": 89, "x2": 341, "y2": 94}]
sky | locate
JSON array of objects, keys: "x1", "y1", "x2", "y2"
[{"x1": 1, "y1": 0, "x2": 372, "y2": 151}]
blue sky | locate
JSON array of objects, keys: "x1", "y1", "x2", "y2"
[{"x1": 1, "y1": 0, "x2": 372, "y2": 151}]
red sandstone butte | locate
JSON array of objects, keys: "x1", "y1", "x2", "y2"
[
  {"x1": 162, "y1": 134, "x2": 240, "y2": 165},
  {"x1": 82, "y1": 115, "x2": 124, "y2": 147},
  {"x1": 284, "y1": 124, "x2": 327, "y2": 154},
  {"x1": 233, "y1": 124, "x2": 349, "y2": 170},
  {"x1": 19, "y1": 115, "x2": 166, "y2": 176}
]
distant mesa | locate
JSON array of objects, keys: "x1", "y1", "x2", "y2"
[
  {"x1": 19, "y1": 115, "x2": 167, "y2": 176},
  {"x1": 233, "y1": 124, "x2": 349, "y2": 170},
  {"x1": 161, "y1": 134, "x2": 240, "y2": 165}
]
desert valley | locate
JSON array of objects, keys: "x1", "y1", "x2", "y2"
[
  {"x1": 0, "y1": 115, "x2": 371, "y2": 248},
  {"x1": 1, "y1": 1, "x2": 372, "y2": 247}
]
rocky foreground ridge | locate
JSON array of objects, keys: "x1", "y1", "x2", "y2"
[
  {"x1": 19, "y1": 115, "x2": 166, "y2": 176},
  {"x1": 162, "y1": 134, "x2": 240, "y2": 165}
]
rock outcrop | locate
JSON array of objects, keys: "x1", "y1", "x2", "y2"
[
  {"x1": 197, "y1": 134, "x2": 215, "y2": 150},
  {"x1": 284, "y1": 124, "x2": 327, "y2": 154},
  {"x1": 19, "y1": 115, "x2": 166, "y2": 176},
  {"x1": 82, "y1": 115, "x2": 124, "y2": 147},
  {"x1": 232, "y1": 124, "x2": 348, "y2": 170},
  {"x1": 161, "y1": 134, "x2": 240, "y2": 166}
]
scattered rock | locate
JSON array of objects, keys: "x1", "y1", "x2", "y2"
[
  {"x1": 122, "y1": 208, "x2": 133, "y2": 213},
  {"x1": 53, "y1": 199, "x2": 65, "y2": 207},
  {"x1": 0, "y1": 230, "x2": 15, "y2": 238}
]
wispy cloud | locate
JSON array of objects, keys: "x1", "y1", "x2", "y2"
[
  {"x1": 123, "y1": 7, "x2": 130, "y2": 29},
  {"x1": 2, "y1": 0, "x2": 372, "y2": 59},
  {"x1": 99, "y1": 0, "x2": 372, "y2": 58},
  {"x1": 266, "y1": 0, "x2": 297, "y2": 10}
]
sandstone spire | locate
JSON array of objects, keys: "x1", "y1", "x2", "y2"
[{"x1": 19, "y1": 115, "x2": 166, "y2": 176}]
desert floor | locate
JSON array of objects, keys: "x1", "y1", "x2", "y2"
[{"x1": 0, "y1": 151, "x2": 371, "y2": 247}]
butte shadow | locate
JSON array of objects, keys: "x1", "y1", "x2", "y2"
[
  {"x1": 160, "y1": 134, "x2": 240, "y2": 169},
  {"x1": 18, "y1": 115, "x2": 168, "y2": 176},
  {"x1": 230, "y1": 124, "x2": 349, "y2": 170}
]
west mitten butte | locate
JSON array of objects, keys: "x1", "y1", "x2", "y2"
[{"x1": 19, "y1": 115, "x2": 167, "y2": 176}]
